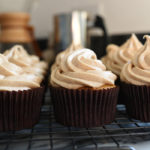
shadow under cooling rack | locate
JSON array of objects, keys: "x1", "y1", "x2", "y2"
[{"x1": 0, "y1": 91, "x2": 150, "y2": 150}]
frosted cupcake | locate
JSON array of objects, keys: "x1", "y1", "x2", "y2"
[
  {"x1": 0, "y1": 45, "x2": 46, "y2": 131},
  {"x1": 102, "y1": 34, "x2": 143, "y2": 104},
  {"x1": 50, "y1": 44, "x2": 119, "y2": 127},
  {"x1": 120, "y1": 35, "x2": 150, "y2": 121}
]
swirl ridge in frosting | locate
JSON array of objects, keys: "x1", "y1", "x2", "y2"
[{"x1": 51, "y1": 44, "x2": 117, "y2": 89}]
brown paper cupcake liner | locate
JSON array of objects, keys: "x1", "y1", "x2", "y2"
[
  {"x1": 50, "y1": 86, "x2": 119, "y2": 128},
  {"x1": 0, "y1": 86, "x2": 44, "y2": 132},
  {"x1": 121, "y1": 82, "x2": 150, "y2": 122}
]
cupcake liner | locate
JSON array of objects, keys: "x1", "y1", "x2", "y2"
[
  {"x1": 50, "y1": 86, "x2": 119, "y2": 128},
  {"x1": 0, "y1": 86, "x2": 44, "y2": 132},
  {"x1": 121, "y1": 82, "x2": 150, "y2": 122}
]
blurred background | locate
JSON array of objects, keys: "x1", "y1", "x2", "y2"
[{"x1": 0, "y1": 0, "x2": 150, "y2": 61}]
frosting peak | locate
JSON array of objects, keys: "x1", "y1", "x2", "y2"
[
  {"x1": 116, "y1": 33, "x2": 142, "y2": 66},
  {"x1": 55, "y1": 43, "x2": 82, "y2": 66},
  {"x1": 102, "y1": 34, "x2": 143, "y2": 75},
  {"x1": 4, "y1": 45, "x2": 39, "y2": 67},
  {"x1": 121, "y1": 34, "x2": 142, "y2": 50}
]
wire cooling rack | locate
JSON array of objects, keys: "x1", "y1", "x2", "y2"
[{"x1": 0, "y1": 90, "x2": 150, "y2": 150}]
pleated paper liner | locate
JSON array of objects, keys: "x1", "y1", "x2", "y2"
[
  {"x1": 0, "y1": 86, "x2": 44, "y2": 132},
  {"x1": 121, "y1": 82, "x2": 150, "y2": 122},
  {"x1": 50, "y1": 86, "x2": 119, "y2": 128}
]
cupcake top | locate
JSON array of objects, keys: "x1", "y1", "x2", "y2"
[
  {"x1": 4, "y1": 45, "x2": 48, "y2": 76},
  {"x1": 120, "y1": 35, "x2": 150, "y2": 85},
  {"x1": 4, "y1": 45, "x2": 39, "y2": 66},
  {"x1": 102, "y1": 34, "x2": 143, "y2": 76},
  {"x1": 0, "y1": 54, "x2": 42, "y2": 91},
  {"x1": 0, "y1": 45, "x2": 47, "y2": 91},
  {"x1": 50, "y1": 44, "x2": 117, "y2": 89}
]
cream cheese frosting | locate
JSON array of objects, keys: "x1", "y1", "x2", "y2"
[
  {"x1": 0, "y1": 62, "x2": 41, "y2": 91},
  {"x1": 50, "y1": 44, "x2": 117, "y2": 89},
  {"x1": 120, "y1": 35, "x2": 150, "y2": 85},
  {"x1": 4, "y1": 45, "x2": 39, "y2": 67},
  {"x1": 0, "y1": 74, "x2": 41, "y2": 91},
  {"x1": 53, "y1": 44, "x2": 82, "y2": 67},
  {"x1": 0, "y1": 45, "x2": 47, "y2": 91},
  {"x1": 4, "y1": 45, "x2": 48, "y2": 76},
  {"x1": 101, "y1": 34, "x2": 143, "y2": 76},
  {"x1": 0, "y1": 54, "x2": 23, "y2": 76}
]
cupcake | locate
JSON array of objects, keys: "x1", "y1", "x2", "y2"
[
  {"x1": 0, "y1": 45, "x2": 46, "y2": 131},
  {"x1": 102, "y1": 34, "x2": 143, "y2": 104},
  {"x1": 120, "y1": 35, "x2": 150, "y2": 121},
  {"x1": 4, "y1": 45, "x2": 48, "y2": 100},
  {"x1": 50, "y1": 44, "x2": 119, "y2": 128}
]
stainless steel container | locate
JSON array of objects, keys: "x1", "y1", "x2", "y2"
[{"x1": 53, "y1": 11, "x2": 88, "y2": 52}]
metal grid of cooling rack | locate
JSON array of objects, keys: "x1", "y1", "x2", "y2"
[{"x1": 0, "y1": 91, "x2": 150, "y2": 150}]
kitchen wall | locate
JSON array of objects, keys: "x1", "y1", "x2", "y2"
[
  {"x1": 30, "y1": 0, "x2": 150, "y2": 38},
  {"x1": 102, "y1": 0, "x2": 150, "y2": 35},
  {"x1": 1, "y1": 0, "x2": 150, "y2": 38},
  {"x1": 30, "y1": 0, "x2": 101, "y2": 38}
]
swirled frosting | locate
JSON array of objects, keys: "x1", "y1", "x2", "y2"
[
  {"x1": 0, "y1": 54, "x2": 23, "y2": 76},
  {"x1": 50, "y1": 44, "x2": 117, "y2": 89},
  {"x1": 51, "y1": 43, "x2": 82, "y2": 72},
  {"x1": 53, "y1": 44, "x2": 82, "y2": 66},
  {"x1": 4, "y1": 45, "x2": 48, "y2": 76},
  {"x1": 120, "y1": 35, "x2": 150, "y2": 85},
  {"x1": 0, "y1": 45, "x2": 47, "y2": 91},
  {"x1": 0, "y1": 54, "x2": 41, "y2": 91},
  {"x1": 102, "y1": 34, "x2": 143, "y2": 76},
  {"x1": 0, "y1": 74, "x2": 42, "y2": 91},
  {"x1": 4, "y1": 45, "x2": 39, "y2": 66}
]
